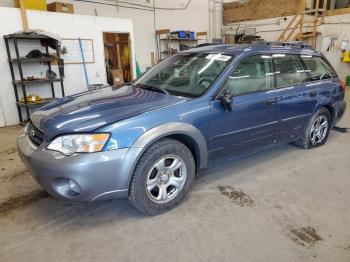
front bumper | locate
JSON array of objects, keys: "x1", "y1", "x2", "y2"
[{"x1": 17, "y1": 133, "x2": 131, "y2": 201}]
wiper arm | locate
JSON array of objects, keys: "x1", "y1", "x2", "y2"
[
  {"x1": 125, "y1": 81, "x2": 135, "y2": 87},
  {"x1": 137, "y1": 84, "x2": 169, "y2": 95},
  {"x1": 146, "y1": 86, "x2": 169, "y2": 95}
]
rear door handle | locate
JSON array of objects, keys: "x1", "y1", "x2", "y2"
[
  {"x1": 309, "y1": 90, "x2": 317, "y2": 97},
  {"x1": 265, "y1": 98, "x2": 276, "y2": 106}
]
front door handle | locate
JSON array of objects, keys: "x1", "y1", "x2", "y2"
[
  {"x1": 265, "y1": 98, "x2": 276, "y2": 106},
  {"x1": 309, "y1": 90, "x2": 317, "y2": 97}
]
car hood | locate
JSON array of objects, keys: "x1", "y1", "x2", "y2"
[{"x1": 31, "y1": 85, "x2": 187, "y2": 139}]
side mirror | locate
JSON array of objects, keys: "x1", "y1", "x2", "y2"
[{"x1": 221, "y1": 89, "x2": 233, "y2": 111}]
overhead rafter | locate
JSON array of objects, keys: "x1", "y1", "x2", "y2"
[
  {"x1": 73, "y1": 0, "x2": 192, "y2": 11},
  {"x1": 19, "y1": 0, "x2": 29, "y2": 30}
]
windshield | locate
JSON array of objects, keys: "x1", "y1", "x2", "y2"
[{"x1": 134, "y1": 53, "x2": 233, "y2": 98}]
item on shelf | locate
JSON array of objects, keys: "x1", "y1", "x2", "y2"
[
  {"x1": 171, "y1": 31, "x2": 186, "y2": 39},
  {"x1": 171, "y1": 31, "x2": 195, "y2": 39},
  {"x1": 46, "y1": 70, "x2": 58, "y2": 80},
  {"x1": 23, "y1": 76, "x2": 40, "y2": 81},
  {"x1": 26, "y1": 49, "x2": 43, "y2": 58},
  {"x1": 20, "y1": 95, "x2": 43, "y2": 104},
  {"x1": 25, "y1": 49, "x2": 55, "y2": 59},
  {"x1": 47, "y1": 2, "x2": 74, "y2": 14},
  {"x1": 187, "y1": 31, "x2": 196, "y2": 39}
]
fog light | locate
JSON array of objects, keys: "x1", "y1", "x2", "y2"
[
  {"x1": 69, "y1": 179, "x2": 81, "y2": 194},
  {"x1": 54, "y1": 178, "x2": 81, "y2": 197}
]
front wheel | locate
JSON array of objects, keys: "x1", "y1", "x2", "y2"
[
  {"x1": 128, "y1": 138, "x2": 195, "y2": 215},
  {"x1": 295, "y1": 108, "x2": 331, "y2": 149}
]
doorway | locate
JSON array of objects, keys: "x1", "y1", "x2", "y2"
[{"x1": 103, "y1": 32, "x2": 133, "y2": 86}]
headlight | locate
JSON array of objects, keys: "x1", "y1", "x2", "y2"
[
  {"x1": 47, "y1": 133, "x2": 110, "y2": 155},
  {"x1": 23, "y1": 122, "x2": 30, "y2": 133}
]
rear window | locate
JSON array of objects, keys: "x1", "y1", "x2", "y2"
[
  {"x1": 273, "y1": 54, "x2": 307, "y2": 88},
  {"x1": 300, "y1": 56, "x2": 337, "y2": 81}
]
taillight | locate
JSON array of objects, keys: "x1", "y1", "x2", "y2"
[{"x1": 340, "y1": 79, "x2": 346, "y2": 95}]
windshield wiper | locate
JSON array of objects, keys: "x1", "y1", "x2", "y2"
[
  {"x1": 125, "y1": 81, "x2": 135, "y2": 87},
  {"x1": 137, "y1": 85, "x2": 169, "y2": 95},
  {"x1": 147, "y1": 86, "x2": 169, "y2": 95}
]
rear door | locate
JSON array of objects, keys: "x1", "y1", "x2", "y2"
[
  {"x1": 209, "y1": 54, "x2": 278, "y2": 161},
  {"x1": 272, "y1": 54, "x2": 319, "y2": 142}
]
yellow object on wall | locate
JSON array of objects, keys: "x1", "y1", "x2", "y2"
[
  {"x1": 342, "y1": 51, "x2": 350, "y2": 63},
  {"x1": 14, "y1": 0, "x2": 47, "y2": 11}
]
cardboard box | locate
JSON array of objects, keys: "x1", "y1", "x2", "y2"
[
  {"x1": 111, "y1": 69, "x2": 124, "y2": 86},
  {"x1": 47, "y1": 2, "x2": 74, "y2": 14},
  {"x1": 14, "y1": 0, "x2": 47, "y2": 11}
]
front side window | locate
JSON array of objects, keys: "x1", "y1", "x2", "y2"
[
  {"x1": 135, "y1": 53, "x2": 233, "y2": 98},
  {"x1": 273, "y1": 54, "x2": 307, "y2": 88},
  {"x1": 223, "y1": 55, "x2": 273, "y2": 96},
  {"x1": 300, "y1": 56, "x2": 337, "y2": 81}
]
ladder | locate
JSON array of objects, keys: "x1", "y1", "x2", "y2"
[{"x1": 278, "y1": 0, "x2": 327, "y2": 48}]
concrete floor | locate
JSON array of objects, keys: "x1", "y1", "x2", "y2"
[{"x1": 1, "y1": 95, "x2": 350, "y2": 262}]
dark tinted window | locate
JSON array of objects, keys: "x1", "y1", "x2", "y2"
[
  {"x1": 300, "y1": 56, "x2": 337, "y2": 81},
  {"x1": 223, "y1": 55, "x2": 273, "y2": 96},
  {"x1": 273, "y1": 54, "x2": 307, "y2": 88}
]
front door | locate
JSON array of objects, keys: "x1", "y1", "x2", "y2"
[{"x1": 209, "y1": 54, "x2": 278, "y2": 162}]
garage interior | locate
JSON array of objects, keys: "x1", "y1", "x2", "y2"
[{"x1": 0, "y1": 0, "x2": 350, "y2": 261}]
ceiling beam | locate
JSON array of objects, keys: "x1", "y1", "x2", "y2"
[{"x1": 19, "y1": 0, "x2": 29, "y2": 30}]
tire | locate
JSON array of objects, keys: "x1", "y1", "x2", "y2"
[
  {"x1": 128, "y1": 138, "x2": 195, "y2": 215},
  {"x1": 294, "y1": 108, "x2": 332, "y2": 149}
]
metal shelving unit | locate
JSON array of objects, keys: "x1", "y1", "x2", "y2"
[{"x1": 4, "y1": 33, "x2": 65, "y2": 122}]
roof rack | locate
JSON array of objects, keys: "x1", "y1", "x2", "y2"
[{"x1": 251, "y1": 41, "x2": 313, "y2": 49}]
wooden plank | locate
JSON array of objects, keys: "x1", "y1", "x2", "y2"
[
  {"x1": 19, "y1": 0, "x2": 29, "y2": 31},
  {"x1": 327, "y1": 7, "x2": 350, "y2": 16},
  {"x1": 151, "y1": 52, "x2": 155, "y2": 66},
  {"x1": 278, "y1": 14, "x2": 298, "y2": 41},
  {"x1": 156, "y1": 29, "x2": 170, "y2": 35},
  {"x1": 285, "y1": 19, "x2": 302, "y2": 41},
  {"x1": 196, "y1": 32, "x2": 208, "y2": 36},
  {"x1": 312, "y1": 0, "x2": 320, "y2": 48},
  {"x1": 223, "y1": 0, "x2": 304, "y2": 24},
  {"x1": 128, "y1": 34, "x2": 133, "y2": 80}
]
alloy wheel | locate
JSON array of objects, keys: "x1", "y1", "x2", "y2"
[
  {"x1": 145, "y1": 155, "x2": 187, "y2": 204},
  {"x1": 310, "y1": 115, "x2": 328, "y2": 145}
]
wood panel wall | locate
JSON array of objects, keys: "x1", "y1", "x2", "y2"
[{"x1": 223, "y1": 0, "x2": 305, "y2": 24}]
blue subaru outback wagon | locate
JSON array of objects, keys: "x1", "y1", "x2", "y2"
[{"x1": 17, "y1": 42, "x2": 347, "y2": 214}]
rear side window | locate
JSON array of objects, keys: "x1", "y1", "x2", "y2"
[
  {"x1": 300, "y1": 56, "x2": 337, "y2": 81},
  {"x1": 223, "y1": 55, "x2": 273, "y2": 96},
  {"x1": 273, "y1": 54, "x2": 307, "y2": 88}
]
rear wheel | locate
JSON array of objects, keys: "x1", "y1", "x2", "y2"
[
  {"x1": 295, "y1": 108, "x2": 331, "y2": 149},
  {"x1": 128, "y1": 138, "x2": 195, "y2": 215}
]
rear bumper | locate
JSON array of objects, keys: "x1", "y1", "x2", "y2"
[
  {"x1": 335, "y1": 100, "x2": 347, "y2": 123},
  {"x1": 17, "y1": 133, "x2": 132, "y2": 201}
]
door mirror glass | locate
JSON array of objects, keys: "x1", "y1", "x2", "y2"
[{"x1": 221, "y1": 89, "x2": 233, "y2": 111}]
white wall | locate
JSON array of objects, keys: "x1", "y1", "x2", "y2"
[
  {"x1": 0, "y1": 0, "x2": 211, "y2": 71},
  {"x1": 0, "y1": 7, "x2": 135, "y2": 126}
]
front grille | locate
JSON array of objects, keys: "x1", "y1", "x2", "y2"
[{"x1": 27, "y1": 122, "x2": 44, "y2": 146}]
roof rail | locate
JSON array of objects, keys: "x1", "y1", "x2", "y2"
[{"x1": 252, "y1": 41, "x2": 313, "y2": 49}]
